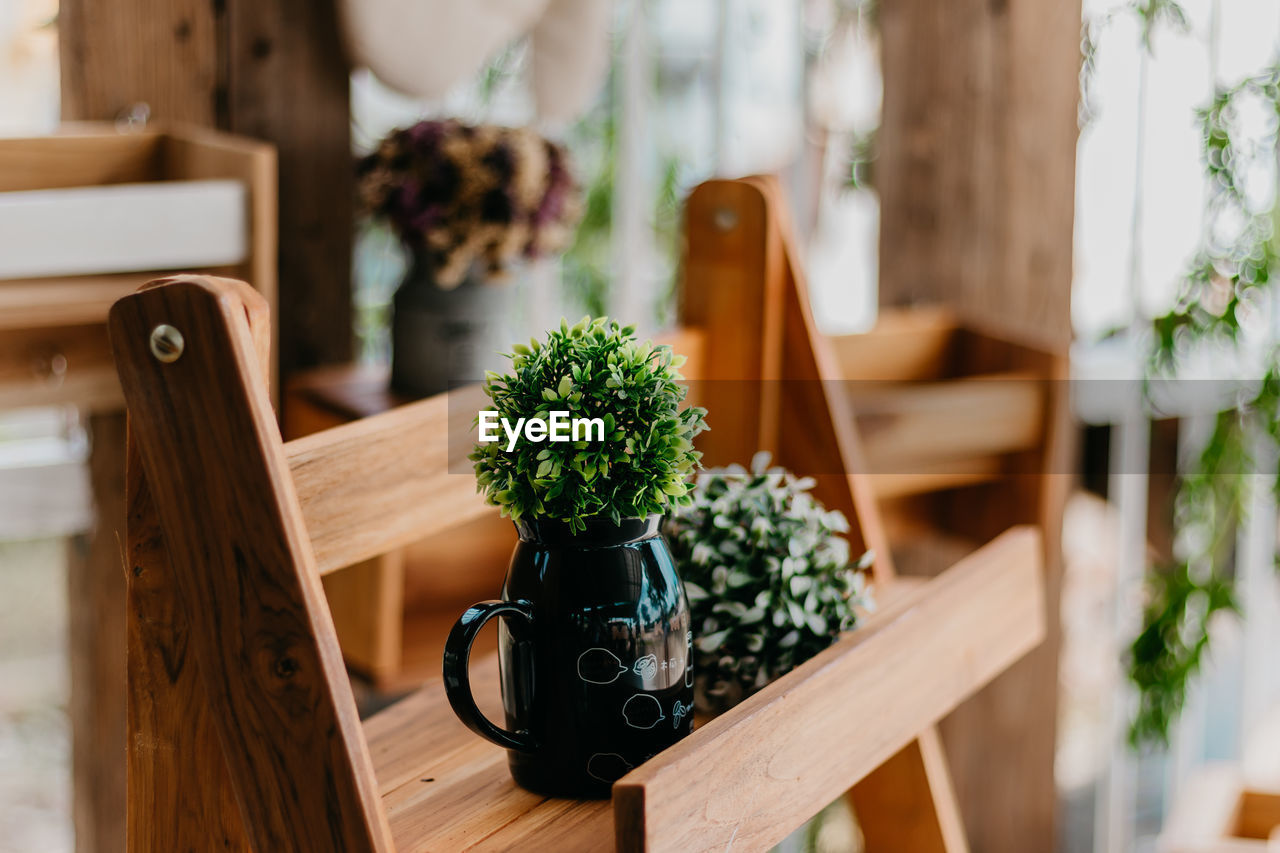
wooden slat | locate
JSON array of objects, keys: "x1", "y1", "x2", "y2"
[
  {"x1": 851, "y1": 371, "x2": 1046, "y2": 470},
  {"x1": 284, "y1": 326, "x2": 708, "y2": 577},
  {"x1": 680, "y1": 180, "x2": 784, "y2": 464},
  {"x1": 109, "y1": 277, "x2": 392, "y2": 852},
  {"x1": 1237, "y1": 789, "x2": 1280, "y2": 840},
  {"x1": 0, "y1": 321, "x2": 121, "y2": 412},
  {"x1": 320, "y1": 552, "x2": 405, "y2": 683},
  {"x1": 66, "y1": 412, "x2": 128, "y2": 853},
  {"x1": 612, "y1": 526, "x2": 1045, "y2": 852},
  {"x1": 360, "y1": 530, "x2": 1040, "y2": 852},
  {"x1": 850, "y1": 727, "x2": 969, "y2": 853},
  {"x1": 828, "y1": 306, "x2": 959, "y2": 382},
  {"x1": 0, "y1": 132, "x2": 162, "y2": 192},
  {"x1": 285, "y1": 384, "x2": 493, "y2": 576},
  {"x1": 747, "y1": 175, "x2": 893, "y2": 581},
  {"x1": 869, "y1": 456, "x2": 1006, "y2": 500}
]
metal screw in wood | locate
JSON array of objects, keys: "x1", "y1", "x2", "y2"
[{"x1": 149, "y1": 324, "x2": 185, "y2": 363}]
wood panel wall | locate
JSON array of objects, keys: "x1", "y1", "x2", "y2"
[{"x1": 877, "y1": 0, "x2": 1081, "y2": 353}]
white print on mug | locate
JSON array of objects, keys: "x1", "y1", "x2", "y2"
[
  {"x1": 632, "y1": 654, "x2": 658, "y2": 680},
  {"x1": 621, "y1": 694, "x2": 666, "y2": 729},
  {"x1": 577, "y1": 648, "x2": 627, "y2": 685},
  {"x1": 672, "y1": 699, "x2": 694, "y2": 729}
]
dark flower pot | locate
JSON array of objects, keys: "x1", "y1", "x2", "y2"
[
  {"x1": 389, "y1": 254, "x2": 511, "y2": 397},
  {"x1": 443, "y1": 516, "x2": 695, "y2": 798}
]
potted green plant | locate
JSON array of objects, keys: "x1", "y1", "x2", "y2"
[
  {"x1": 356, "y1": 119, "x2": 582, "y2": 397},
  {"x1": 666, "y1": 452, "x2": 874, "y2": 714},
  {"x1": 443, "y1": 317, "x2": 708, "y2": 798}
]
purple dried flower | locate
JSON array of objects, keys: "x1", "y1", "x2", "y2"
[{"x1": 356, "y1": 119, "x2": 583, "y2": 286}]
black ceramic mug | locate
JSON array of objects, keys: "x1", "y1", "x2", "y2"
[{"x1": 443, "y1": 516, "x2": 694, "y2": 798}]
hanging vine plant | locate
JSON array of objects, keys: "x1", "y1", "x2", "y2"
[{"x1": 1132, "y1": 58, "x2": 1280, "y2": 746}]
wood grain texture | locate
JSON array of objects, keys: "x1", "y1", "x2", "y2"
[
  {"x1": 0, "y1": 322, "x2": 117, "y2": 413},
  {"x1": 850, "y1": 727, "x2": 969, "y2": 853},
  {"x1": 612, "y1": 526, "x2": 1045, "y2": 853},
  {"x1": 60, "y1": 0, "x2": 340, "y2": 380},
  {"x1": 748, "y1": 175, "x2": 894, "y2": 581},
  {"x1": 0, "y1": 274, "x2": 160, "y2": 330},
  {"x1": 59, "y1": 0, "x2": 219, "y2": 124},
  {"x1": 877, "y1": 0, "x2": 1080, "y2": 351},
  {"x1": 225, "y1": 0, "x2": 353, "y2": 374},
  {"x1": 833, "y1": 307, "x2": 1071, "y2": 852},
  {"x1": 109, "y1": 277, "x2": 391, "y2": 852},
  {"x1": 124, "y1": 433, "x2": 250, "y2": 853},
  {"x1": 321, "y1": 553, "x2": 406, "y2": 683},
  {"x1": 680, "y1": 180, "x2": 784, "y2": 465},
  {"x1": 284, "y1": 326, "x2": 709, "y2": 578},
  {"x1": 0, "y1": 133, "x2": 162, "y2": 192},
  {"x1": 285, "y1": 383, "x2": 494, "y2": 576},
  {"x1": 362, "y1": 655, "x2": 612, "y2": 851},
  {"x1": 67, "y1": 412, "x2": 128, "y2": 853}
]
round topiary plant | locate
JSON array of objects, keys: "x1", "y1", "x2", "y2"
[
  {"x1": 470, "y1": 316, "x2": 708, "y2": 532},
  {"x1": 666, "y1": 452, "x2": 874, "y2": 713}
]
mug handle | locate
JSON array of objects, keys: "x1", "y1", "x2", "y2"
[{"x1": 443, "y1": 600, "x2": 537, "y2": 753}]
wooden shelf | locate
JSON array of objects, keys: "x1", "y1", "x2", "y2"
[
  {"x1": 1161, "y1": 766, "x2": 1280, "y2": 852},
  {"x1": 359, "y1": 527, "x2": 1044, "y2": 851},
  {"x1": 827, "y1": 309, "x2": 1059, "y2": 501}
]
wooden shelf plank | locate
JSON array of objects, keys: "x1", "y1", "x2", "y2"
[
  {"x1": 355, "y1": 527, "x2": 1042, "y2": 852},
  {"x1": 286, "y1": 326, "x2": 710, "y2": 578},
  {"x1": 285, "y1": 384, "x2": 495, "y2": 576},
  {"x1": 613, "y1": 526, "x2": 1044, "y2": 852},
  {"x1": 851, "y1": 370, "x2": 1045, "y2": 470},
  {"x1": 364, "y1": 655, "x2": 612, "y2": 853}
]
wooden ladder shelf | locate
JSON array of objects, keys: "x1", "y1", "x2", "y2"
[{"x1": 112, "y1": 178, "x2": 1045, "y2": 851}]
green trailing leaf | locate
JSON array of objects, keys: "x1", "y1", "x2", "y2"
[
  {"x1": 1131, "y1": 58, "x2": 1280, "y2": 747},
  {"x1": 471, "y1": 317, "x2": 707, "y2": 532},
  {"x1": 666, "y1": 453, "x2": 874, "y2": 714}
]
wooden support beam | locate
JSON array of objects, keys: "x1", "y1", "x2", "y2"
[
  {"x1": 877, "y1": 0, "x2": 1080, "y2": 846},
  {"x1": 877, "y1": 0, "x2": 1080, "y2": 352},
  {"x1": 850, "y1": 727, "x2": 969, "y2": 853},
  {"x1": 224, "y1": 0, "x2": 353, "y2": 374},
  {"x1": 67, "y1": 413, "x2": 128, "y2": 853}
]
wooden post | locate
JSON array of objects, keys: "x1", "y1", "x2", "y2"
[
  {"x1": 877, "y1": 0, "x2": 1080, "y2": 845},
  {"x1": 66, "y1": 413, "x2": 128, "y2": 853},
  {"x1": 877, "y1": 0, "x2": 1080, "y2": 353}
]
